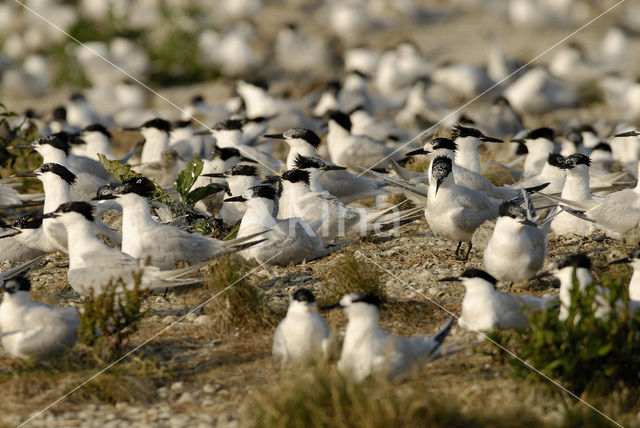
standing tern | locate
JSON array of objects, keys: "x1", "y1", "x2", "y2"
[
  {"x1": 426, "y1": 156, "x2": 502, "y2": 260},
  {"x1": 483, "y1": 200, "x2": 549, "y2": 282},
  {"x1": 272, "y1": 288, "x2": 330, "y2": 368},
  {"x1": 514, "y1": 127, "x2": 557, "y2": 178},
  {"x1": 328, "y1": 292, "x2": 455, "y2": 381},
  {"x1": 0, "y1": 275, "x2": 79, "y2": 359},
  {"x1": 440, "y1": 269, "x2": 557, "y2": 331}
]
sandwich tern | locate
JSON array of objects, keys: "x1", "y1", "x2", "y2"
[
  {"x1": 330, "y1": 292, "x2": 454, "y2": 381},
  {"x1": 42, "y1": 202, "x2": 205, "y2": 296},
  {"x1": 0, "y1": 275, "x2": 79, "y2": 359},
  {"x1": 272, "y1": 288, "x2": 330, "y2": 367},
  {"x1": 440, "y1": 269, "x2": 557, "y2": 331},
  {"x1": 93, "y1": 177, "x2": 263, "y2": 270}
]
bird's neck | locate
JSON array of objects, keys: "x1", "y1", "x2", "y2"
[
  {"x1": 286, "y1": 144, "x2": 316, "y2": 169},
  {"x1": 562, "y1": 170, "x2": 590, "y2": 200},
  {"x1": 42, "y1": 176, "x2": 72, "y2": 213},
  {"x1": 241, "y1": 199, "x2": 277, "y2": 230},
  {"x1": 121, "y1": 196, "x2": 157, "y2": 232},
  {"x1": 41, "y1": 150, "x2": 68, "y2": 166},
  {"x1": 308, "y1": 171, "x2": 326, "y2": 192},
  {"x1": 454, "y1": 138, "x2": 481, "y2": 173},
  {"x1": 66, "y1": 219, "x2": 105, "y2": 269}
]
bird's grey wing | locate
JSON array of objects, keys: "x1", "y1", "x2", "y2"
[
  {"x1": 587, "y1": 191, "x2": 640, "y2": 234},
  {"x1": 455, "y1": 191, "x2": 498, "y2": 233},
  {"x1": 495, "y1": 292, "x2": 531, "y2": 329}
]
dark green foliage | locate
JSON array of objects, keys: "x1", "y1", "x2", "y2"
[
  {"x1": 78, "y1": 276, "x2": 145, "y2": 362},
  {"x1": 175, "y1": 154, "x2": 228, "y2": 205},
  {"x1": 98, "y1": 154, "x2": 172, "y2": 203},
  {"x1": 503, "y1": 271, "x2": 640, "y2": 396}
]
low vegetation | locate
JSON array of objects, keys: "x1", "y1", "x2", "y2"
[{"x1": 320, "y1": 250, "x2": 386, "y2": 305}]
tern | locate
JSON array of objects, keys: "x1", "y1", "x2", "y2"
[
  {"x1": 483, "y1": 200, "x2": 549, "y2": 282},
  {"x1": 136, "y1": 118, "x2": 173, "y2": 165},
  {"x1": 426, "y1": 156, "x2": 502, "y2": 260},
  {"x1": 440, "y1": 269, "x2": 557, "y2": 331},
  {"x1": 225, "y1": 185, "x2": 340, "y2": 266},
  {"x1": 272, "y1": 288, "x2": 330, "y2": 368},
  {"x1": 42, "y1": 202, "x2": 205, "y2": 296},
  {"x1": 93, "y1": 177, "x2": 264, "y2": 270},
  {"x1": 514, "y1": 127, "x2": 557, "y2": 178},
  {"x1": 329, "y1": 292, "x2": 454, "y2": 382},
  {"x1": 449, "y1": 124, "x2": 503, "y2": 174},
  {"x1": 267, "y1": 128, "x2": 391, "y2": 202},
  {"x1": 609, "y1": 248, "x2": 640, "y2": 302},
  {"x1": 202, "y1": 164, "x2": 260, "y2": 224},
  {"x1": 0, "y1": 275, "x2": 79, "y2": 359}
]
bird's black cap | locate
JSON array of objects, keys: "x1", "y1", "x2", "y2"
[
  {"x1": 293, "y1": 288, "x2": 316, "y2": 303},
  {"x1": 283, "y1": 128, "x2": 321, "y2": 147},
  {"x1": 460, "y1": 268, "x2": 498, "y2": 285},
  {"x1": 38, "y1": 163, "x2": 77, "y2": 185},
  {"x1": 142, "y1": 118, "x2": 172, "y2": 133},
  {"x1": 281, "y1": 169, "x2": 310, "y2": 185},
  {"x1": 557, "y1": 253, "x2": 591, "y2": 270}
]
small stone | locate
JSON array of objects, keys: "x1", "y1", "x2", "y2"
[
  {"x1": 170, "y1": 381, "x2": 184, "y2": 393},
  {"x1": 194, "y1": 315, "x2": 210, "y2": 325},
  {"x1": 176, "y1": 392, "x2": 195, "y2": 404},
  {"x1": 202, "y1": 383, "x2": 216, "y2": 394},
  {"x1": 163, "y1": 315, "x2": 177, "y2": 324},
  {"x1": 185, "y1": 312, "x2": 197, "y2": 322}
]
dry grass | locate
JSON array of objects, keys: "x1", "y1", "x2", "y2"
[
  {"x1": 243, "y1": 363, "x2": 542, "y2": 428},
  {"x1": 318, "y1": 250, "x2": 386, "y2": 306},
  {"x1": 203, "y1": 255, "x2": 277, "y2": 333}
]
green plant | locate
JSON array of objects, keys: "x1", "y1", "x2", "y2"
[
  {"x1": 504, "y1": 271, "x2": 640, "y2": 396},
  {"x1": 204, "y1": 255, "x2": 274, "y2": 332},
  {"x1": 77, "y1": 276, "x2": 145, "y2": 361},
  {"x1": 320, "y1": 250, "x2": 386, "y2": 305},
  {"x1": 174, "y1": 154, "x2": 228, "y2": 205}
]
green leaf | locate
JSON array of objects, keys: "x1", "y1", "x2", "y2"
[
  {"x1": 188, "y1": 182, "x2": 229, "y2": 205},
  {"x1": 98, "y1": 154, "x2": 143, "y2": 181},
  {"x1": 98, "y1": 154, "x2": 172, "y2": 204},
  {"x1": 597, "y1": 343, "x2": 612, "y2": 356},
  {"x1": 175, "y1": 154, "x2": 204, "y2": 203}
]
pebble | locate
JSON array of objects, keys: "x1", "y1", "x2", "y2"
[
  {"x1": 185, "y1": 312, "x2": 198, "y2": 322},
  {"x1": 170, "y1": 381, "x2": 184, "y2": 393},
  {"x1": 176, "y1": 392, "x2": 195, "y2": 404},
  {"x1": 194, "y1": 315, "x2": 210, "y2": 325}
]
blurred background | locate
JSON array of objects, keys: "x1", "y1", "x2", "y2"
[{"x1": 0, "y1": 0, "x2": 639, "y2": 128}]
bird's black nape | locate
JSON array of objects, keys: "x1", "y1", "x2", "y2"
[
  {"x1": 294, "y1": 154, "x2": 324, "y2": 170},
  {"x1": 328, "y1": 111, "x2": 352, "y2": 132},
  {"x1": 248, "y1": 185, "x2": 277, "y2": 201},
  {"x1": 213, "y1": 119, "x2": 244, "y2": 131},
  {"x1": 38, "y1": 163, "x2": 77, "y2": 185},
  {"x1": 281, "y1": 169, "x2": 310, "y2": 185},
  {"x1": 83, "y1": 123, "x2": 111, "y2": 138},
  {"x1": 428, "y1": 138, "x2": 458, "y2": 152},
  {"x1": 450, "y1": 124, "x2": 483, "y2": 139},
  {"x1": 547, "y1": 153, "x2": 565, "y2": 168},
  {"x1": 141, "y1": 118, "x2": 172, "y2": 133},
  {"x1": 351, "y1": 293, "x2": 381, "y2": 307},
  {"x1": 55, "y1": 201, "x2": 94, "y2": 222},
  {"x1": 526, "y1": 127, "x2": 555, "y2": 141},
  {"x1": 498, "y1": 201, "x2": 525, "y2": 219},
  {"x1": 283, "y1": 128, "x2": 321, "y2": 147},
  {"x1": 229, "y1": 164, "x2": 258, "y2": 177},
  {"x1": 460, "y1": 268, "x2": 497, "y2": 285},
  {"x1": 557, "y1": 253, "x2": 591, "y2": 270},
  {"x1": 2, "y1": 275, "x2": 31, "y2": 294},
  {"x1": 35, "y1": 135, "x2": 70, "y2": 155},
  {"x1": 293, "y1": 288, "x2": 316, "y2": 303},
  {"x1": 116, "y1": 177, "x2": 156, "y2": 198}
]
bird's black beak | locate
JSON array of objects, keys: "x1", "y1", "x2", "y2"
[
  {"x1": 435, "y1": 177, "x2": 445, "y2": 195},
  {"x1": 439, "y1": 276, "x2": 461, "y2": 282},
  {"x1": 612, "y1": 130, "x2": 639, "y2": 138},
  {"x1": 12, "y1": 171, "x2": 38, "y2": 178},
  {"x1": 41, "y1": 212, "x2": 59, "y2": 219},
  {"x1": 6, "y1": 144, "x2": 33, "y2": 150},
  {"x1": 481, "y1": 135, "x2": 503, "y2": 143},
  {"x1": 404, "y1": 148, "x2": 430, "y2": 157},
  {"x1": 0, "y1": 229, "x2": 21, "y2": 238},
  {"x1": 91, "y1": 194, "x2": 117, "y2": 201},
  {"x1": 201, "y1": 173, "x2": 226, "y2": 178},
  {"x1": 122, "y1": 126, "x2": 141, "y2": 132},
  {"x1": 529, "y1": 270, "x2": 551, "y2": 281},
  {"x1": 262, "y1": 133, "x2": 284, "y2": 140},
  {"x1": 608, "y1": 258, "x2": 630, "y2": 266},
  {"x1": 322, "y1": 165, "x2": 346, "y2": 171},
  {"x1": 223, "y1": 195, "x2": 247, "y2": 202},
  {"x1": 519, "y1": 218, "x2": 539, "y2": 228},
  {"x1": 192, "y1": 129, "x2": 211, "y2": 136}
]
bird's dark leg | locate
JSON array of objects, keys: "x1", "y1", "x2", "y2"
[
  {"x1": 455, "y1": 241, "x2": 462, "y2": 258},
  {"x1": 464, "y1": 242, "x2": 473, "y2": 260}
]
